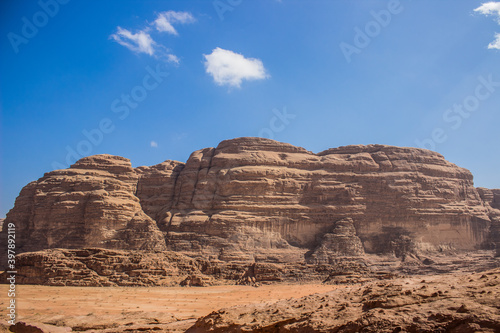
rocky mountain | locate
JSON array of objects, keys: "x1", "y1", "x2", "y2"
[
  {"x1": 1, "y1": 155, "x2": 165, "y2": 255},
  {"x1": 1, "y1": 137, "x2": 498, "y2": 268}
]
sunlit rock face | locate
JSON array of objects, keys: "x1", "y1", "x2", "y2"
[
  {"x1": 1, "y1": 137, "x2": 496, "y2": 264},
  {"x1": 1, "y1": 154, "x2": 166, "y2": 256}
]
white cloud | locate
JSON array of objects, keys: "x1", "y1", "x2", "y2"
[
  {"x1": 203, "y1": 48, "x2": 269, "y2": 88},
  {"x1": 475, "y1": 2, "x2": 500, "y2": 50},
  {"x1": 111, "y1": 11, "x2": 195, "y2": 62},
  {"x1": 110, "y1": 27, "x2": 155, "y2": 56},
  {"x1": 153, "y1": 11, "x2": 195, "y2": 35},
  {"x1": 475, "y1": 2, "x2": 500, "y2": 22},
  {"x1": 488, "y1": 32, "x2": 500, "y2": 49},
  {"x1": 150, "y1": 141, "x2": 158, "y2": 148},
  {"x1": 166, "y1": 54, "x2": 180, "y2": 64}
]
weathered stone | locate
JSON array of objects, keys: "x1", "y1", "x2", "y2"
[
  {"x1": 477, "y1": 187, "x2": 500, "y2": 256},
  {"x1": 187, "y1": 267, "x2": 500, "y2": 332},
  {"x1": 1, "y1": 155, "x2": 166, "y2": 259},
  {"x1": 9, "y1": 321, "x2": 72, "y2": 333},
  {"x1": 2, "y1": 248, "x2": 498, "y2": 287},
  {"x1": 1, "y1": 138, "x2": 498, "y2": 266},
  {"x1": 162, "y1": 138, "x2": 492, "y2": 259},
  {"x1": 3, "y1": 248, "x2": 206, "y2": 287},
  {"x1": 307, "y1": 218, "x2": 365, "y2": 264}
]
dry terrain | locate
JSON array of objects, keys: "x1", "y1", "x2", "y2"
[
  {"x1": 0, "y1": 283, "x2": 337, "y2": 332},
  {"x1": 2, "y1": 267, "x2": 500, "y2": 332}
]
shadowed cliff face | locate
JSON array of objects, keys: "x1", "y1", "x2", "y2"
[
  {"x1": 1, "y1": 137, "x2": 497, "y2": 263},
  {"x1": 477, "y1": 188, "x2": 500, "y2": 256}
]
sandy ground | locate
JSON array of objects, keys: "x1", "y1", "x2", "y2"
[{"x1": 0, "y1": 283, "x2": 338, "y2": 330}]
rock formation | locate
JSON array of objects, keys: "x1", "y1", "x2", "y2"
[
  {"x1": 477, "y1": 188, "x2": 500, "y2": 256},
  {"x1": 187, "y1": 267, "x2": 500, "y2": 332},
  {"x1": 306, "y1": 217, "x2": 365, "y2": 264},
  {"x1": 1, "y1": 155, "x2": 166, "y2": 256},
  {"x1": 7, "y1": 248, "x2": 202, "y2": 287},
  {"x1": 1, "y1": 137, "x2": 498, "y2": 267},
  {"x1": 5, "y1": 247, "x2": 498, "y2": 287}
]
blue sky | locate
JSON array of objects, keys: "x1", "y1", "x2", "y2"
[{"x1": 1, "y1": 0, "x2": 500, "y2": 217}]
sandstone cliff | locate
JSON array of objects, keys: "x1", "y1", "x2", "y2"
[
  {"x1": 1, "y1": 155, "x2": 166, "y2": 256},
  {"x1": 1, "y1": 138, "x2": 498, "y2": 267},
  {"x1": 477, "y1": 188, "x2": 500, "y2": 256}
]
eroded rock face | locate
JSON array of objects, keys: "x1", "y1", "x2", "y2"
[
  {"x1": 4, "y1": 248, "x2": 205, "y2": 287},
  {"x1": 1, "y1": 138, "x2": 497, "y2": 264},
  {"x1": 4, "y1": 248, "x2": 498, "y2": 287},
  {"x1": 162, "y1": 138, "x2": 492, "y2": 259},
  {"x1": 1, "y1": 155, "x2": 166, "y2": 256},
  {"x1": 477, "y1": 188, "x2": 500, "y2": 256},
  {"x1": 307, "y1": 218, "x2": 365, "y2": 264}
]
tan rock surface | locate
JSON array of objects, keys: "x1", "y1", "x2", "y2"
[
  {"x1": 1, "y1": 138, "x2": 498, "y2": 266},
  {"x1": 9, "y1": 321, "x2": 72, "y2": 333},
  {"x1": 188, "y1": 267, "x2": 500, "y2": 332},
  {"x1": 478, "y1": 187, "x2": 500, "y2": 256},
  {"x1": 163, "y1": 138, "x2": 493, "y2": 260},
  {"x1": 5, "y1": 248, "x2": 210, "y2": 287},
  {"x1": 4, "y1": 247, "x2": 498, "y2": 287},
  {"x1": 1, "y1": 154, "x2": 166, "y2": 256}
]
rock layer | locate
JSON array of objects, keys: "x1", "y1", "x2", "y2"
[
  {"x1": 1, "y1": 154, "x2": 166, "y2": 257},
  {"x1": 1, "y1": 138, "x2": 498, "y2": 265},
  {"x1": 5, "y1": 248, "x2": 208, "y2": 287},
  {"x1": 158, "y1": 138, "x2": 494, "y2": 259},
  {"x1": 306, "y1": 218, "x2": 365, "y2": 264},
  {"x1": 4, "y1": 248, "x2": 498, "y2": 287},
  {"x1": 478, "y1": 187, "x2": 500, "y2": 256}
]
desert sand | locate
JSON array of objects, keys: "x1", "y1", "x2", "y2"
[{"x1": 0, "y1": 283, "x2": 338, "y2": 332}]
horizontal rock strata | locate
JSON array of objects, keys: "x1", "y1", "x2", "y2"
[
  {"x1": 2, "y1": 248, "x2": 498, "y2": 287},
  {"x1": 1, "y1": 137, "x2": 498, "y2": 267}
]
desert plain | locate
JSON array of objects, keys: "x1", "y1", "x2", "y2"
[{"x1": 0, "y1": 283, "x2": 337, "y2": 332}]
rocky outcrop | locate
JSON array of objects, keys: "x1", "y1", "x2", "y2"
[
  {"x1": 187, "y1": 267, "x2": 500, "y2": 332},
  {"x1": 0, "y1": 247, "x2": 352, "y2": 287},
  {"x1": 135, "y1": 160, "x2": 184, "y2": 228},
  {"x1": 1, "y1": 138, "x2": 497, "y2": 266},
  {"x1": 477, "y1": 187, "x2": 500, "y2": 256},
  {"x1": 3, "y1": 247, "x2": 498, "y2": 287},
  {"x1": 1, "y1": 155, "x2": 166, "y2": 257},
  {"x1": 306, "y1": 218, "x2": 365, "y2": 264},
  {"x1": 6, "y1": 248, "x2": 210, "y2": 287},
  {"x1": 478, "y1": 188, "x2": 500, "y2": 210}
]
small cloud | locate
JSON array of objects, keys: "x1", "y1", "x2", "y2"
[
  {"x1": 153, "y1": 11, "x2": 195, "y2": 35},
  {"x1": 111, "y1": 11, "x2": 195, "y2": 62},
  {"x1": 110, "y1": 27, "x2": 155, "y2": 56},
  {"x1": 474, "y1": 2, "x2": 500, "y2": 22},
  {"x1": 203, "y1": 47, "x2": 269, "y2": 88},
  {"x1": 166, "y1": 54, "x2": 180, "y2": 64},
  {"x1": 488, "y1": 32, "x2": 500, "y2": 49},
  {"x1": 475, "y1": 2, "x2": 500, "y2": 50},
  {"x1": 150, "y1": 141, "x2": 158, "y2": 148}
]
